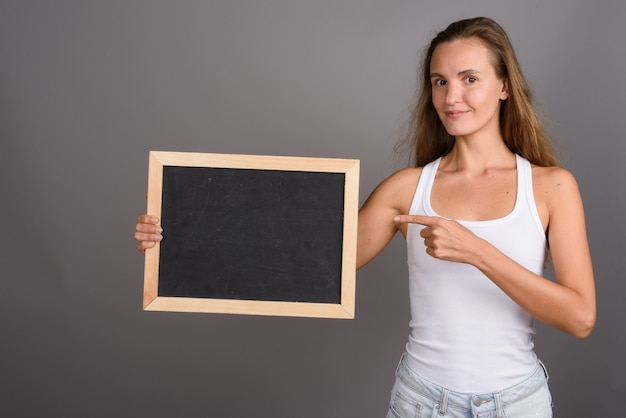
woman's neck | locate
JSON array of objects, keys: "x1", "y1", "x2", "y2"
[{"x1": 442, "y1": 138, "x2": 515, "y2": 173}]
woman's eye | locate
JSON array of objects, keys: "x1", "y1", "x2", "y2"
[
  {"x1": 434, "y1": 79, "x2": 446, "y2": 86},
  {"x1": 466, "y1": 76, "x2": 477, "y2": 83}
]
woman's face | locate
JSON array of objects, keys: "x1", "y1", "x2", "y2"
[{"x1": 430, "y1": 37, "x2": 508, "y2": 141}]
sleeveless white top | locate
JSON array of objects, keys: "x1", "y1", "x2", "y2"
[{"x1": 405, "y1": 154, "x2": 547, "y2": 392}]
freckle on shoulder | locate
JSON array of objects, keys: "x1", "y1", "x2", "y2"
[{"x1": 533, "y1": 165, "x2": 578, "y2": 194}]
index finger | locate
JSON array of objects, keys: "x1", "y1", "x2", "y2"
[{"x1": 393, "y1": 214, "x2": 437, "y2": 226}]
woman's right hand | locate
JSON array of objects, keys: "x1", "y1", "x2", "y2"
[{"x1": 134, "y1": 214, "x2": 163, "y2": 253}]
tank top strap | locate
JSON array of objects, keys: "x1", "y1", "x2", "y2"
[
  {"x1": 409, "y1": 157, "x2": 441, "y2": 215},
  {"x1": 516, "y1": 154, "x2": 530, "y2": 193},
  {"x1": 515, "y1": 154, "x2": 546, "y2": 241}
]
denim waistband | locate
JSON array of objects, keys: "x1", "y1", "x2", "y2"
[{"x1": 395, "y1": 353, "x2": 549, "y2": 414}]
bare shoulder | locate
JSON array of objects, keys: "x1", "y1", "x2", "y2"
[
  {"x1": 532, "y1": 165, "x2": 584, "y2": 227},
  {"x1": 532, "y1": 165, "x2": 581, "y2": 199},
  {"x1": 366, "y1": 167, "x2": 423, "y2": 213},
  {"x1": 383, "y1": 166, "x2": 423, "y2": 188}
]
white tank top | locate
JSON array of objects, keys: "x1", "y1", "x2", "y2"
[{"x1": 405, "y1": 154, "x2": 547, "y2": 392}]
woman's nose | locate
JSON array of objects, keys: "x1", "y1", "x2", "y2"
[{"x1": 445, "y1": 83, "x2": 461, "y2": 105}]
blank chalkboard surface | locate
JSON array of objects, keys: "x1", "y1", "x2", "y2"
[{"x1": 142, "y1": 151, "x2": 359, "y2": 318}]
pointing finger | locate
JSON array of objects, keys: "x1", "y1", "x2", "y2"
[{"x1": 393, "y1": 214, "x2": 437, "y2": 226}]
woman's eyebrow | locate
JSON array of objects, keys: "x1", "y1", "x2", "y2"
[
  {"x1": 459, "y1": 69, "x2": 481, "y2": 76},
  {"x1": 430, "y1": 69, "x2": 481, "y2": 79}
]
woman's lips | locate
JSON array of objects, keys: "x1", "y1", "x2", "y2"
[{"x1": 445, "y1": 110, "x2": 468, "y2": 119}]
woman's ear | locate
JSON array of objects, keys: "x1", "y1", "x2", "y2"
[{"x1": 500, "y1": 78, "x2": 509, "y2": 100}]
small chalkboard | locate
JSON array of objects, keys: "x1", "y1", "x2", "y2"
[{"x1": 143, "y1": 151, "x2": 359, "y2": 318}]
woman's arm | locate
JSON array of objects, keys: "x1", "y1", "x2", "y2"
[
  {"x1": 357, "y1": 168, "x2": 421, "y2": 269},
  {"x1": 477, "y1": 167, "x2": 596, "y2": 338},
  {"x1": 394, "y1": 167, "x2": 596, "y2": 339},
  {"x1": 525, "y1": 166, "x2": 596, "y2": 338}
]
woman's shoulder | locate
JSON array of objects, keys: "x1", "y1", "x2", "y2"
[
  {"x1": 366, "y1": 166, "x2": 423, "y2": 212},
  {"x1": 531, "y1": 165, "x2": 579, "y2": 191},
  {"x1": 531, "y1": 165, "x2": 582, "y2": 209},
  {"x1": 380, "y1": 166, "x2": 423, "y2": 193}
]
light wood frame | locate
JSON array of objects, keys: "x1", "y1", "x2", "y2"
[{"x1": 143, "y1": 151, "x2": 360, "y2": 319}]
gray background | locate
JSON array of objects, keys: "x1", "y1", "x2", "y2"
[{"x1": 1, "y1": 1, "x2": 624, "y2": 417}]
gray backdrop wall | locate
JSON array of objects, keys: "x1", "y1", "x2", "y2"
[{"x1": 1, "y1": 1, "x2": 624, "y2": 417}]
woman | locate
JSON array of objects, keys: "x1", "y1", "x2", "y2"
[{"x1": 135, "y1": 17, "x2": 595, "y2": 417}]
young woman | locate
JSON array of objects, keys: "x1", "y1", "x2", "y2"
[{"x1": 135, "y1": 17, "x2": 595, "y2": 417}]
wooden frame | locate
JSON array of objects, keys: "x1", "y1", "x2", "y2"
[{"x1": 143, "y1": 151, "x2": 359, "y2": 318}]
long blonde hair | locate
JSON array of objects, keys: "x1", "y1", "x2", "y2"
[{"x1": 399, "y1": 17, "x2": 558, "y2": 167}]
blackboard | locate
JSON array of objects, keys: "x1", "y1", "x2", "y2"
[{"x1": 142, "y1": 151, "x2": 359, "y2": 318}]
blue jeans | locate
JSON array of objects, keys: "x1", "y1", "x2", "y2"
[{"x1": 387, "y1": 354, "x2": 553, "y2": 418}]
